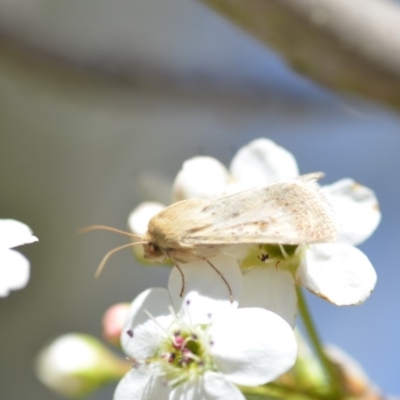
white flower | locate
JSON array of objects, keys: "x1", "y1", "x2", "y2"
[
  {"x1": 0, "y1": 219, "x2": 38, "y2": 297},
  {"x1": 114, "y1": 283, "x2": 297, "y2": 400},
  {"x1": 128, "y1": 138, "x2": 380, "y2": 326},
  {"x1": 226, "y1": 139, "x2": 379, "y2": 314}
]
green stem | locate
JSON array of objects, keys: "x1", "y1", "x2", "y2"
[
  {"x1": 241, "y1": 382, "x2": 334, "y2": 400},
  {"x1": 296, "y1": 287, "x2": 343, "y2": 399}
]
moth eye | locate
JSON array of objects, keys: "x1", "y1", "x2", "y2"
[{"x1": 148, "y1": 242, "x2": 162, "y2": 257}]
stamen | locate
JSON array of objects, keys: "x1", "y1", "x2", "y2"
[
  {"x1": 168, "y1": 306, "x2": 180, "y2": 326},
  {"x1": 143, "y1": 309, "x2": 170, "y2": 338},
  {"x1": 278, "y1": 244, "x2": 289, "y2": 259}
]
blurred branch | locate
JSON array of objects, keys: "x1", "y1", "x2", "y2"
[
  {"x1": 0, "y1": 33, "x2": 325, "y2": 112},
  {"x1": 200, "y1": 0, "x2": 400, "y2": 111}
]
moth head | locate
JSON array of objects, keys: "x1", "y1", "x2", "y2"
[{"x1": 142, "y1": 241, "x2": 165, "y2": 261}]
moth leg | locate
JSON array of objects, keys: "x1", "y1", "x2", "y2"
[
  {"x1": 203, "y1": 258, "x2": 233, "y2": 303},
  {"x1": 175, "y1": 262, "x2": 186, "y2": 297},
  {"x1": 167, "y1": 250, "x2": 186, "y2": 297}
]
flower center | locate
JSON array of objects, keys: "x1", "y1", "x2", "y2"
[
  {"x1": 241, "y1": 244, "x2": 307, "y2": 273},
  {"x1": 153, "y1": 326, "x2": 215, "y2": 386}
]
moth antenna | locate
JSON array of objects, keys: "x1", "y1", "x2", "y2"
[
  {"x1": 204, "y1": 259, "x2": 233, "y2": 303},
  {"x1": 94, "y1": 241, "x2": 146, "y2": 278},
  {"x1": 78, "y1": 225, "x2": 143, "y2": 240}
]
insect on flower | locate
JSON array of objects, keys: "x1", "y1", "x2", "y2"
[{"x1": 81, "y1": 173, "x2": 337, "y2": 301}]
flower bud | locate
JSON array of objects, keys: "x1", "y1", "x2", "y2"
[
  {"x1": 35, "y1": 333, "x2": 130, "y2": 398},
  {"x1": 102, "y1": 303, "x2": 130, "y2": 347}
]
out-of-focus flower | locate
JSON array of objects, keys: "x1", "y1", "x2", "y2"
[
  {"x1": 114, "y1": 284, "x2": 297, "y2": 400},
  {"x1": 0, "y1": 219, "x2": 38, "y2": 297},
  {"x1": 325, "y1": 346, "x2": 382, "y2": 400},
  {"x1": 35, "y1": 334, "x2": 130, "y2": 398},
  {"x1": 276, "y1": 333, "x2": 382, "y2": 400},
  {"x1": 102, "y1": 303, "x2": 131, "y2": 347}
]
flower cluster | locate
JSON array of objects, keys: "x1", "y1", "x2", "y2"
[
  {"x1": 34, "y1": 138, "x2": 380, "y2": 400},
  {"x1": 129, "y1": 139, "x2": 379, "y2": 326},
  {"x1": 115, "y1": 138, "x2": 380, "y2": 399}
]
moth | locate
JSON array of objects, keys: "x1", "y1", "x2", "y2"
[{"x1": 83, "y1": 173, "x2": 337, "y2": 300}]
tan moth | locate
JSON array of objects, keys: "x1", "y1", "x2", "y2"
[{"x1": 83, "y1": 173, "x2": 337, "y2": 300}]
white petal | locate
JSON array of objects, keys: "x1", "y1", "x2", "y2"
[
  {"x1": 126, "y1": 288, "x2": 172, "y2": 327},
  {"x1": 170, "y1": 372, "x2": 245, "y2": 400},
  {"x1": 127, "y1": 203, "x2": 166, "y2": 261},
  {"x1": 114, "y1": 368, "x2": 170, "y2": 400},
  {"x1": 322, "y1": 179, "x2": 381, "y2": 246},
  {"x1": 296, "y1": 243, "x2": 377, "y2": 305},
  {"x1": 240, "y1": 267, "x2": 297, "y2": 328},
  {"x1": 0, "y1": 249, "x2": 30, "y2": 297},
  {"x1": 124, "y1": 315, "x2": 174, "y2": 361},
  {"x1": 209, "y1": 308, "x2": 297, "y2": 386},
  {"x1": 128, "y1": 202, "x2": 165, "y2": 236},
  {"x1": 172, "y1": 157, "x2": 231, "y2": 202},
  {"x1": 121, "y1": 288, "x2": 173, "y2": 358},
  {"x1": 0, "y1": 219, "x2": 38, "y2": 249},
  {"x1": 229, "y1": 138, "x2": 299, "y2": 188},
  {"x1": 168, "y1": 255, "x2": 242, "y2": 324}
]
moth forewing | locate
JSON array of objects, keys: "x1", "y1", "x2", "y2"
[
  {"x1": 180, "y1": 178, "x2": 337, "y2": 247},
  {"x1": 143, "y1": 175, "x2": 337, "y2": 264}
]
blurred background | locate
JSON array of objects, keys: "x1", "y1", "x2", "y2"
[{"x1": 0, "y1": 1, "x2": 399, "y2": 399}]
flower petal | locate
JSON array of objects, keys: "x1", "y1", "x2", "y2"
[
  {"x1": 114, "y1": 368, "x2": 170, "y2": 400},
  {"x1": 121, "y1": 288, "x2": 173, "y2": 358},
  {"x1": 128, "y1": 202, "x2": 166, "y2": 236},
  {"x1": 168, "y1": 255, "x2": 242, "y2": 324},
  {"x1": 124, "y1": 315, "x2": 173, "y2": 361},
  {"x1": 209, "y1": 308, "x2": 297, "y2": 386},
  {"x1": 125, "y1": 288, "x2": 172, "y2": 327},
  {"x1": 0, "y1": 219, "x2": 38, "y2": 249},
  {"x1": 0, "y1": 249, "x2": 30, "y2": 297},
  {"x1": 229, "y1": 138, "x2": 299, "y2": 188},
  {"x1": 170, "y1": 371, "x2": 245, "y2": 400},
  {"x1": 127, "y1": 203, "x2": 166, "y2": 262},
  {"x1": 172, "y1": 157, "x2": 231, "y2": 202},
  {"x1": 240, "y1": 266, "x2": 297, "y2": 327},
  {"x1": 322, "y1": 179, "x2": 381, "y2": 246},
  {"x1": 296, "y1": 243, "x2": 377, "y2": 305}
]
